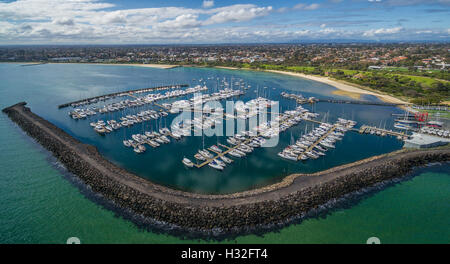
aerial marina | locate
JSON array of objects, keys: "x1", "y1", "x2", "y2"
[
  {"x1": 53, "y1": 68, "x2": 449, "y2": 179},
  {"x1": 1, "y1": 0, "x2": 450, "y2": 248},
  {"x1": 1, "y1": 63, "x2": 448, "y2": 243}
]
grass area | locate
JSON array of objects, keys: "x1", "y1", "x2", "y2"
[
  {"x1": 418, "y1": 109, "x2": 450, "y2": 119},
  {"x1": 210, "y1": 62, "x2": 449, "y2": 104}
]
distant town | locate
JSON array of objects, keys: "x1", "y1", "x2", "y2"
[
  {"x1": 1, "y1": 43, "x2": 449, "y2": 105},
  {"x1": 1, "y1": 43, "x2": 449, "y2": 69}
]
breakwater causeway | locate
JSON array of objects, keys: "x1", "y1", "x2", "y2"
[{"x1": 3, "y1": 102, "x2": 450, "y2": 237}]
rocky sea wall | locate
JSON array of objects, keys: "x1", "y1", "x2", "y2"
[{"x1": 3, "y1": 102, "x2": 450, "y2": 236}]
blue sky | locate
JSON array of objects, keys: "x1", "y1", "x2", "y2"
[{"x1": 0, "y1": 0, "x2": 449, "y2": 44}]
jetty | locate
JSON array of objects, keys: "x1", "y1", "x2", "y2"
[
  {"x1": 298, "y1": 124, "x2": 338, "y2": 160},
  {"x1": 58, "y1": 84, "x2": 188, "y2": 108},
  {"x1": 315, "y1": 98, "x2": 407, "y2": 107},
  {"x1": 192, "y1": 111, "x2": 305, "y2": 168},
  {"x1": 359, "y1": 125, "x2": 408, "y2": 139}
]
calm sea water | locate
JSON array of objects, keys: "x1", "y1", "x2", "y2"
[{"x1": 0, "y1": 63, "x2": 448, "y2": 243}]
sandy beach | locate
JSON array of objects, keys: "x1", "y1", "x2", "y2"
[
  {"x1": 265, "y1": 70, "x2": 410, "y2": 105},
  {"x1": 96, "y1": 63, "x2": 180, "y2": 69},
  {"x1": 47, "y1": 62, "x2": 180, "y2": 69},
  {"x1": 213, "y1": 66, "x2": 410, "y2": 105}
]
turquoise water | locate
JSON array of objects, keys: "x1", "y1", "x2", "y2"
[{"x1": 0, "y1": 63, "x2": 448, "y2": 244}]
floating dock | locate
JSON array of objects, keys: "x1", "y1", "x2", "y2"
[
  {"x1": 58, "y1": 84, "x2": 189, "y2": 108},
  {"x1": 297, "y1": 124, "x2": 338, "y2": 160},
  {"x1": 192, "y1": 114, "x2": 303, "y2": 168},
  {"x1": 315, "y1": 98, "x2": 407, "y2": 107},
  {"x1": 358, "y1": 125, "x2": 408, "y2": 139}
]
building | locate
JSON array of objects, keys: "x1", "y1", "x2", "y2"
[{"x1": 404, "y1": 133, "x2": 449, "y2": 149}]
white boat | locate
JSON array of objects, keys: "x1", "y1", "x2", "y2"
[
  {"x1": 182, "y1": 158, "x2": 194, "y2": 167},
  {"x1": 228, "y1": 150, "x2": 243, "y2": 158},
  {"x1": 320, "y1": 141, "x2": 335, "y2": 149},
  {"x1": 138, "y1": 145, "x2": 146, "y2": 152},
  {"x1": 210, "y1": 145, "x2": 222, "y2": 153},
  {"x1": 194, "y1": 153, "x2": 206, "y2": 161},
  {"x1": 306, "y1": 151, "x2": 319, "y2": 159},
  {"x1": 208, "y1": 160, "x2": 224, "y2": 170},
  {"x1": 214, "y1": 159, "x2": 226, "y2": 167},
  {"x1": 278, "y1": 151, "x2": 297, "y2": 161},
  {"x1": 123, "y1": 140, "x2": 131, "y2": 147},
  {"x1": 227, "y1": 138, "x2": 238, "y2": 145},
  {"x1": 155, "y1": 137, "x2": 164, "y2": 144},
  {"x1": 220, "y1": 155, "x2": 233, "y2": 164},
  {"x1": 171, "y1": 132, "x2": 181, "y2": 140},
  {"x1": 199, "y1": 149, "x2": 214, "y2": 159},
  {"x1": 299, "y1": 154, "x2": 308, "y2": 161}
]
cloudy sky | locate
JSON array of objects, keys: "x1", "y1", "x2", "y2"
[{"x1": 0, "y1": 0, "x2": 449, "y2": 44}]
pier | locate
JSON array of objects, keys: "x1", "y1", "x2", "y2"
[
  {"x1": 282, "y1": 93, "x2": 407, "y2": 107},
  {"x1": 194, "y1": 138, "x2": 256, "y2": 168},
  {"x1": 298, "y1": 124, "x2": 337, "y2": 160},
  {"x1": 58, "y1": 84, "x2": 189, "y2": 108},
  {"x1": 192, "y1": 112, "x2": 304, "y2": 168},
  {"x1": 315, "y1": 98, "x2": 407, "y2": 107},
  {"x1": 358, "y1": 125, "x2": 408, "y2": 139}
]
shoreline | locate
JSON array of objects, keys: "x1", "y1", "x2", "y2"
[
  {"x1": 52, "y1": 62, "x2": 180, "y2": 69},
  {"x1": 0, "y1": 62, "x2": 180, "y2": 69},
  {"x1": 267, "y1": 70, "x2": 410, "y2": 105},
  {"x1": 2, "y1": 102, "x2": 449, "y2": 237},
  {"x1": 212, "y1": 66, "x2": 410, "y2": 105}
]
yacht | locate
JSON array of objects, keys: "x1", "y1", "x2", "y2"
[
  {"x1": 320, "y1": 141, "x2": 335, "y2": 149},
  {"x1": 182, "y1": 158, "x2": 194, "y2": 167},
  {"x1": 220, "y1": 155, "x2": 233, "y2": 164},
  {"x1": 214, "y1": 159, "x2": 226, "y2": 167},
  {"x1": 228, "y1": 150, "x2": 243, "y2": 158},
  {"x1": 278, "y1": 151, "x2": 297, "y2": 161},
  {"x1": 299, "y1": 154, "x2": 308, "y2": 161},
  {"x1": 210, "y1": 145, "x2": 222, "y2": 153},
  {"x1": 154, "y1": 137, "x2": 165, "y2": 144},
  {"x1": 199, "y1": 149, "x2": 214, "y2": 159},
  {"x1": 194, "y1": 153, "x2": 206, "y2": 161},
  {"x1": 208, "y1": 160, "x2": 224, "y2": 170},
  {"x1": 305, "y1": 151, "x2": 319, "y2": 159}
]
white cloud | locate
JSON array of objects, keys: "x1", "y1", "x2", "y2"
[
  {"x1": 415, "y1": 30, "x2": 433, "y2": 34},
  {"x1": 156, "y1": 14, "x2": 201, "y2": 29},
  {"x1": 0, "y1": 0, "x2": 275, "y2": 43},
  {"x1": 0, "y1": 0, "x2": 447, "y2": 43},
  {"x1": 202, "y1": 0, "x2": 214, "y2": 8},
  {"x1": 363, "y1": 27, "x2": 403, "y2": 37},
  {"x1": 204, "y1": 5, "x2": 273, "y2": 25},
  {"x1": 53, "y1": 17, "x2": 75, "y2": 26},
  {"x1": 293, "y1": 3, "x2": 320, "y2": 10}
]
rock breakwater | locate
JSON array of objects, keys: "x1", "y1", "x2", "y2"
[{"x1": 3, "y1": 102, "x2": 449, "y2": 236}]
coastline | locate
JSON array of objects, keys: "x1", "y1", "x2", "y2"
[
  {"x1": 55, "y1": 62, "x2": 180, "y2": 69},
  {"x1": 0, "y1": 62, "x2": 179, "y2": 69},
  {"x1": 3, "y1": 102, "x2": 449, "y2": 237},
  {"x1": 212, "y1": 66, "x2": 410, "y2": 105},
  {"x1": 266, "y1": 70, "x2": 410, "y2": 105}
]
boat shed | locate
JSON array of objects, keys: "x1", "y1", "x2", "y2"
[{"x1": 404, "y1": 133, "x2": 450, "y2": 149}]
